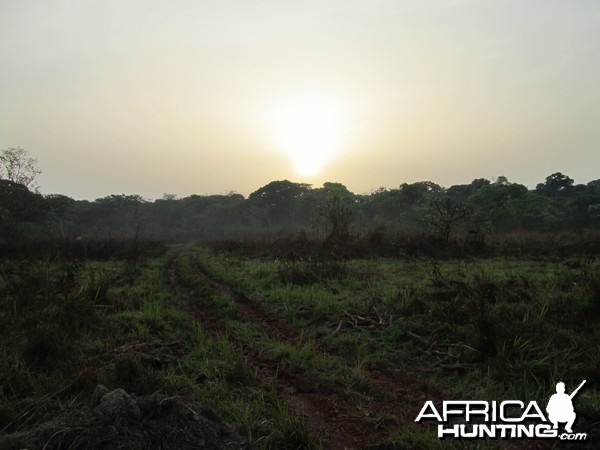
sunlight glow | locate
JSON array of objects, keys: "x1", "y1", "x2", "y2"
[{"x1": 268, "y1": 94, "x2": 346, "y2": 176}]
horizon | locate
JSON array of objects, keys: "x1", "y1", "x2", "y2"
[
  {"x1": 2, "y1": 1, "x2": 599, "y2": 200},
  {"x1": 32, "y1": 171, "x2": 596, "y2": 203}
]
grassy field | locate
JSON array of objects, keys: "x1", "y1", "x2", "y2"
[
  {"x1": 1, "y1": 241, "x2": 599, "y2": 448},
  {"x1": 200, "y1": 249, "x2": 600, "y2": 383}
]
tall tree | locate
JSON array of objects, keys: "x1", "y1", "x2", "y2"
[
  {"x1": 429, "y1": 198, "x2": 467, "y2": 244},
  {"x1": 535, "y1": 172, "x2": 574, "y2": 197},
  {"x1": 0, "y1": 147, "x2": 42, "y2": 190},
  {"x1": 249, "y1": 180, "x2": 311, "y2": 228}
]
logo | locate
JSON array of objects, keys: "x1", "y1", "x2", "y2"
[{"x1": 415, "y1": 380, "x2": 587, "y2": 441}]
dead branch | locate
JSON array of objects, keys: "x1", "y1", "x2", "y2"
[
  {"x1": 342, "y1": 310, "x2": 387, "y2": 330},
  {"x1": 406, "y1": 330, "x2": 429, "y2": 345},
  {"x1": 407, "y1": 330, "x2": 479, "y2": 373},
  {"x1": 113, "y1": 338, "x2": 184, "y2": 366},
  {"x1": 321, "y1": 320, "x2": 344, "y2": 343}
]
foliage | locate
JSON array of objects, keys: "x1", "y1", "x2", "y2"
[
  {"x1": 2, "y1": 237, "x2": 600, "y2": 446},
  {"x1": 428, "y1": 197, "x2": 467, "y2": 244},
  {"x1": 193, "y1": 245, "x2": 600, "y2": 444},
  {"x1": 0, "y1": 169, "x2": 599, "y2": 246},
  {"x1": 0, "y1": 147, "x2": 41, "y2": 190}
]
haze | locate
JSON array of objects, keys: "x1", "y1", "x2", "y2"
[{"x1": 1, "y1": 0, "x2": 599, "y2": 200}]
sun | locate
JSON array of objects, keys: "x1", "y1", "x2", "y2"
[{"x1": 267, "y1": 93, "x2": 346, "y2": 176}]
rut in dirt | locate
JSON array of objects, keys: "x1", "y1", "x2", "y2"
[{"x1": 169, "y1": 251, "x2": 444, "y2": 449}]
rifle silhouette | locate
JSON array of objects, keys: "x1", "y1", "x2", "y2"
[{"x1": 569, "y1": 380, "x2": 586, "y2": 399}]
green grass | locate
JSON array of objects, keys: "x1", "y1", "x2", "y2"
[
  {"x1": 2, "y1": 242, "x2": 599, "y2": 446},
  {"x1": 197, "y1": 244, "x2": 600, "y2": 443},
  {"x1": 0, "y1": 247, "x2": 319, "y2": 448}
]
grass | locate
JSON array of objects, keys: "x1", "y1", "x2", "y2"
[
  {"x1": 2, "y1": 241, "x2": 599, "y2": 447},
  {"x1": 197, "y1": 244, "x2": 600, "y2": 443},
  {"x1": 0, "y1": 245, "x2": 318, "y2": 448}
]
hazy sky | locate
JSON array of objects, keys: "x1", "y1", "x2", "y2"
[{"x1": 1, "y1": 0, "x2": 599, "y2": 200}]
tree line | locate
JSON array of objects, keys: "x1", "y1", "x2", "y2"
[{"x1": 1, "y1": 148, "x2": 599, "y2": 245}]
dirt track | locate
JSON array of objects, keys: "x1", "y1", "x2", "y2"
[{"x1": 169, "y1": 252, "x2": 442, "y2": 448}]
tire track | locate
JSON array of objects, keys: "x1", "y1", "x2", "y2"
[{"x1": 170, "y1": 252, "x2": 437, "y2": 448}]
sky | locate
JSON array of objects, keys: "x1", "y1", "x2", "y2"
[{"x1": 1, "y1": 0, "x2": 599, "y2": 200}]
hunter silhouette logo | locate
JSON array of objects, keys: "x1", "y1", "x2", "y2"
[
  {"x1": 415, "y1": 379, "x2": 588, "y2": 441},
  {"x1": 546, "y1": 380, "x2": 586, "y2": 433}
]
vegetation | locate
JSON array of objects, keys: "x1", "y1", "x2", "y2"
[
  {"x1": 1, "y1": 148, "x2": 599, "y2": 447},
  {"x1": 0, "y1": 244, "x2": 316, "y2": 448},
  {"x1": 1, "y1": 148, "x2": 599, "y2": 244},
  {"x1": 0, "y1": 147, "x2": 41, "y2": 190},
  {"x1": 1, "y1": 235, "x2": 599, "y2": 447}
]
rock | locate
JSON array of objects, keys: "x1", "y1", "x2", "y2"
[
  {"x1": 91, "y1": 383, "x2": 110, "y2": 407},
  {"x1": 94, "y1": 388, "x2": 141, "y2": 420},
  {"x1": 0, "y1": 386, "x2": 247, "y2": 450}
]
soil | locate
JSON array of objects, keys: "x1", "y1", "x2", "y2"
[
  {"x1": 171, "y1": 252, "x2": 444, "y2": 449},
  {"x1": 174, "y1": 252, "x2": 557, "y2": 449},
  {"x1": 0, "y1": 251, "x2": 550, "y2": 449}
]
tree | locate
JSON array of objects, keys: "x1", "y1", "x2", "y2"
[
  {"x1": 494, "y1": 175, "x2": 510, "y2": 186},
  {"x1": 535, "y1": 172, "x2": 574, "y2": 196},
  {"x1": 88, "y1": 194, "x2": 147, "y2": 238},
  {"x1": 45, "y1": 194, "x2": 76, "y2": 238},
  {"x1": 249, "y1": 180, "x2": 311, "y2": 228},
  {"x1": 0, "y1": 147, "x2": 42, "y2": 190},
  {"x1": 468, "y1": 182, "x2": 528, "y2": 231},
  {"x1": 447, "y1": 178, "x2": 491, "y2": 202},
  {"x1": 399, "y1": 181, "x2": 444, "y2": 206},
  {"x1": 322, "y1": 191, "x2": 353, "y2": 244},
  {"x1": 0, "y1": 179, "x2": 46, "y2": 241},
  {"x1": 429, "y1": 198, "x2": 467, "y2": 245}
]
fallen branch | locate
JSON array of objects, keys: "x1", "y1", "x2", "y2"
[
  {"x1": 113, "y1": 338, "x2": 184, "y2": 366},
  {"x1": 343, "y1": 310, "x2": 387, "y2": 330},
  {"x1": 321, "y1": 320, "x2": 343, "y2": 343},
  {"x1": 407, "y1": 331, "x2": 479, "y2": 372},
  {"x1": 406, "y1": 330, "x2": 429, "y2": 345}
]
